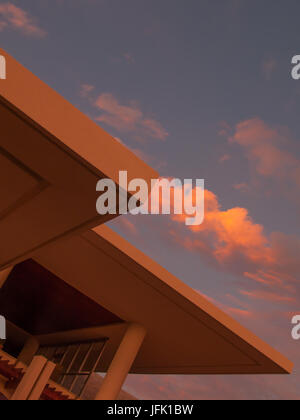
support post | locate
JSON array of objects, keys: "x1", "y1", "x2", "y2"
[
  {"x1": 95, "y1": 323, "x2": 146, "y2": 400},
  {"x1": 28, "y1": 361, "x2": 56, "y2": 401},
  {"x1": 17, "y1": 336, "x2": 40, "y2": 366}
]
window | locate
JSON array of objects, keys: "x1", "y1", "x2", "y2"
[{"x1": 38, "y1": 339, "x2": 108, "y2": 398}]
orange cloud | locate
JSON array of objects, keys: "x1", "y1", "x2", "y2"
[
  {"x1": 122, "y1": 181, "x2": 299, "y2": 310},
  {"x1": 240, "y1": 289, "x2": 296, "y2": 304},
  {"x1": 170, "y1": 187, "x2": 300, "y2": 306},
  {"x1": 243, "y1": 270, "x2": 295, "y2": 293},
  {"x1": 197, "y1": 291, "x2": 254, "y2": 319},
  {"x1": 118, "y1": 217, "x2": 138, "y2": 236},
  {"x1": 230, "y1": 118, "x2": 300, "y2": 186},
  {"x1": 125, "y1": 370, "x2": 300, "y2": 400},
  {"x1": 80, "y1": 84, "x2": 95, "y2": 98},
  {"x1": 0, "y1": 3, "x2": 46, "y2": 37},
  {"x1": 218, "y1": 121, "x2": 231, "y2": 137},
  {"x1": 94, "y1": 93, "x2": 168, "y2": 141},
  {"x1": 233, "y1": 183, "x2": 249, "y2": 193},
  {"x1": 173, "y1": 189, "x2": 272, "y2": 266}
]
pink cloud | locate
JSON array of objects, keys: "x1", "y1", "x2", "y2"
[
  {"x1": 80, "y1": 84, "x2": 95, "y2": 98},
  {"x1": 230, "y1": 118, "x2": 300, "y2": 187},
  {"x1": 114, "y1": 136, "x2": 152, "y2": 164},
  {"x1": 125, "y1": 372, "x2": 300, "y2": 400},
  {"x1": 240, "y1": 289, "x2": 296, "y2": 304},
  {"x1": 0, "y1": 3, "x2": 46, "y2": 37},
  {"x1": 118, "y1": 217, "x2": 138, "y2": 236},
  {"x1": 197, "y1": 291, "x2": 254, "y2": 319},
  {"x1": 169, "y1": 187, "x2": 300, "y2": 308},
  {"x1": 142, "y1": 118, "x2": 169, "y2": 141},
  {"x1": 233, "y1": 182, "x2": 249, "y2": 193},
  {"x1": 218, "y1": 121, "x2": 231, "y2": 137},
  {"x1": 94, "y1": 93, "x2": 168, "y2": 141}
]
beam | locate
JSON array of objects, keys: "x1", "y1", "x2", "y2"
[{"x1": 95, "y1": 323, "x2": 146, "y2": 400}]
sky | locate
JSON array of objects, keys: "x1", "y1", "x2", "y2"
[{"x1": 1, "y1": 0, "x2": 300, "y2": 399}]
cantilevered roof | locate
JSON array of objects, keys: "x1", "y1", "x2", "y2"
[
  {"x1": 33, "y1": 225, "x2": 293, "y2": 375},
  {"x1": 0, "y1": 49, "x2": 157, "y2": 270}
]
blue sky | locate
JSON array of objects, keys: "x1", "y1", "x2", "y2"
[{"x1": 1, "y1": 0, "x2": 300, "y2": 399}]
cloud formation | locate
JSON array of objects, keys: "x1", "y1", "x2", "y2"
[
  {"x1": 169, "y1": 187, "x2": 300, "y2": 307},
  {"x1": 80, "y1": 84, "x2": 95, "y2": 98},
  {"x1": 94, "y1": 93, "x2": 168, "y2": 141},
  {"x1": 125, "y1": 372, "x2": 300, "y2": 400},
  {"x1": 230, "y1": 118, "x2": 300, "y2": 189},
  {"x1": 0, "y1": 3, "x2": 46, "y2": 37},
  {"x1": 197, "y1": 291, "x2": 254, "y2": 319}
]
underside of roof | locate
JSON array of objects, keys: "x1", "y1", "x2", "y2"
[{"x1": 31, "y1": 225, "x2": 293, "y2": 375}]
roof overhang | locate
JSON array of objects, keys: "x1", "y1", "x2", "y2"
[
  {"x1": 32, "y1": 225, "x2": 293, "y2": 375},
  {"x1": 0, "y1": 49, "x2": 157, "y2": 270}
]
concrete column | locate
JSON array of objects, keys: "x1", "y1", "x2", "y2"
[
  {"x1": 95, "y1": 323, "x2": 146, "y2": 400},
  {"x1": 17, "y1": 336, "x2": 40, "y2": 366},
  {"x1": 0, "y1": 266, "x2": 14, "y2": 289},
  {"x1": 11, "y1": 356, "x2": 47, "y2": 400},
  {"x1": 28, "y1": 361, "x2": 56, "y2": 401}
]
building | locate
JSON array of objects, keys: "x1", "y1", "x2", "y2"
[{"x1": 0, "y1": 49, "x2": 293, "y2": 400}]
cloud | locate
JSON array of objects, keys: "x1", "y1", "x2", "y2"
[
  {"x1": 111, "y1": 166, "x2": 300, "y2": 314},
  {"x1": 80, "y1": 84, "x2": 95, "y2": 98},
  {"x1": 125, "y1": 366, "x2": 300, "y2": 400},
  {"x1": 80, "y1": 87, "x2": 168, "y2": 142},
  {"x1": 118, "y1": 217, "x2": 138, "y2": 236},
  {"x1": 173, "y1": 189, "x2": 271, "y2": 266},
  {"x1": 0, "y1": 3, "x2": 46, "y2": 37},
  {"x1": 243, "y1": 270, "x2": 292, "y2": 290},
  {"x1": 240, "y1": 289, "x2": 296, "y2": 304},
  {"x1": 169, "y1": 187, "x2": 300, "y2": 307},
  {"x1": 197, "y1": 291, "x2": 254, "y2": 319},
  {"x1": 218, "y1": 121, "x2": 231, "y2": 137},
  {"x1": 230, "y1": 118, "x2": 300, "y2": 188},
  {"x1": 113, "y1": 136, "x2": 152, "y2": 164},
  {"x1": 233, "y1": 183, "x2": 249, "y2": 193},
  {"x1": 94, "y1": 93, "x2": 168, "y2": 141}
]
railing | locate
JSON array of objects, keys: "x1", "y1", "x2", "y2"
[{"x1": 0, "y1": 347, "x2": 75, "y2": 400}]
